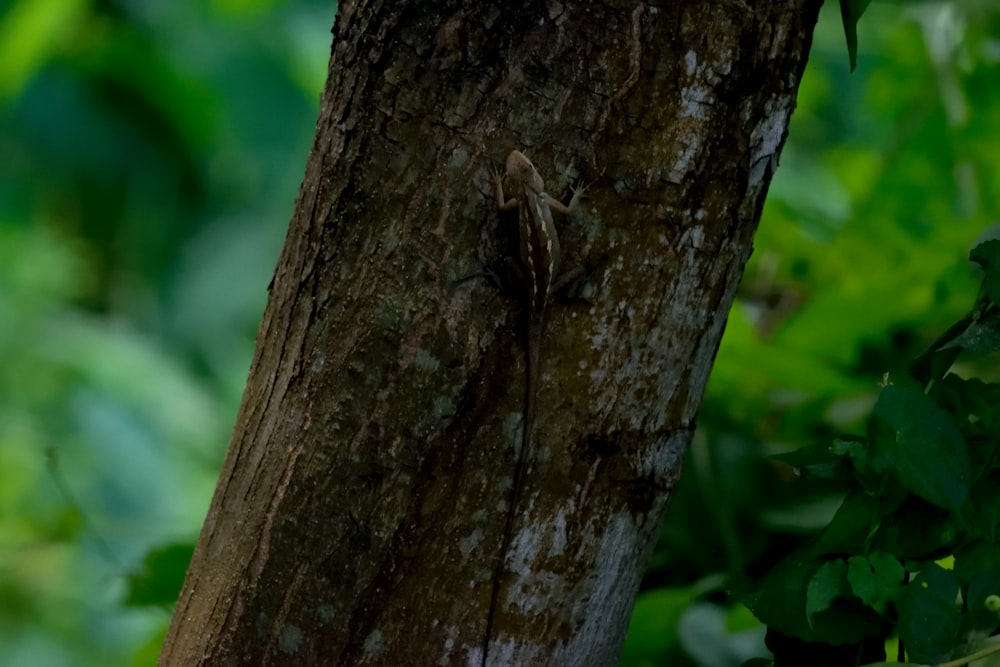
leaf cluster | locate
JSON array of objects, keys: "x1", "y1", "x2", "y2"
[{"x1": 739, "y1": 241, "x2": 1000, "y2": 665}]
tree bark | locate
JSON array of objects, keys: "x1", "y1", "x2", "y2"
[{"x1": 161, "y1": 1, "x2": 822, "y2": 664}]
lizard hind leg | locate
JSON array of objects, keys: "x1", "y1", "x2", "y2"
[
  {"x1": 552, "y1": 249, "x2": 612, "y2": 305},
  {"x1": 550, "y1": 266, "x2": 585, "y2": 295},
  {"x1": 452, "y1": 250, "x2": 524, "y2": 294}
]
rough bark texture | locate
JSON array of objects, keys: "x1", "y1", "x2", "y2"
[{"x1": 161, "y1": 1, "x2": 822, "y2": 665}]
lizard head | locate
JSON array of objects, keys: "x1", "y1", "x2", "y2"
[{"x1": 506, "y1": 150, "x2": 545, "y2": 194}]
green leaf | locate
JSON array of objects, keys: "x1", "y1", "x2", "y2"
[
  {"x1": 909, "y1": 331, "x2": 964, "y2": 385},
  {"x1": 939, "y1": 306, "x2": 1000, "y2": 356},
  {"x1": 965, "y1": 573, "x2": 1000, "y2": 635},
  {"x1": 831, "y1": 436, "x2": 868, "y2": 472},
  {"x1": 955, "y1": 543, "x2": 1000, "y2": 633},
  {"x1": 954, "y1": 543, "x2": 1000, "y2": 587},
  {"x1": 910, "y1": 306, "x2": 1000, "y2": 384},
  {"x1": 970, "y1": 240, "x2": 1000, "y2": 308},
  {"x1": 873, "y1": 497, "x2": 960, "y2": 560},
  {"x1": 960, "y1": 473, "x2": 1000, "y2": 542},
  {"x1": 811, "y1": 491, "x2": 881, "y2": 558},
  {"x1": 124, "y1": 542, "x2": 195, "y2": 607},
  {"x1": 806, "y1": 559, "x2": 849, "y2": 626},
  {"x1": 908, "y1": 239, "x2": 1000, "y2": 380},
  {"x1": 738, "y1": 555, "x2": 817, "y2": 639},
  {"x1": 771, "y1": 438, "x2": 861, "y2": 481},
  {"x1": 839, "y1": 0, "x2": 874, "y2": 72},
  {"x1": 740, "y1": 552, "x2": 882, "y2": 645},
  {"x1": 898, "y1": 564, "x2": 962, "y2": 664},
  {"x1": 847, "y1": 552, "x2": 903, "y2": 613},
  {"x1": 869, "y1": 385, "x2": 970, "y2": 511},
  {"x1": 931, "y1": 375, "x2": 1000, "y2": 446}
]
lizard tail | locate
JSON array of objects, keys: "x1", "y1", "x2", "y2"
[
  {"x1": 522, "y1": 315, "x2": 543, "y2": 454},
  {"x1": 481, "y1": 314, "x2": 545, "y2": 667}
]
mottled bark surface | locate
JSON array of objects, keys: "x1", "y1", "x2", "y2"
[{"x1": 161, "y1": 1, "x2": 822, "y2": 664}]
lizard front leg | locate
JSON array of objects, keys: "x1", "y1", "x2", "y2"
[
  {"x1": 493, "y1": 166, "x2": 520, "y2": 212},
  {"x1": 544, "y1": 181, "x2": 587, "y2": 216}
]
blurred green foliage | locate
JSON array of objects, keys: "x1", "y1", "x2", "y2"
[
  {"x1": 0, "y1": 0, "x2": 330, "y2": 664},
  {"x1": 1, "y1": 0, "x2": 997, "y2": 665}
]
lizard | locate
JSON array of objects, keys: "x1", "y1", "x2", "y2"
[{"x1": 481, "y1": 150, "x2": 585, "y2": 665}]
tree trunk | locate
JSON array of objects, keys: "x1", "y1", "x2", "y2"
[{"x1": 161, "y1": 1, "x2": 821, "y2": 664}]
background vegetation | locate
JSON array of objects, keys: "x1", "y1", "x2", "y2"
[{"x1": 1, "y1": 1, "x2": 996, "y2": 665}]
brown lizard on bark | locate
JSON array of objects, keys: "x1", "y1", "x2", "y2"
[{"x1": 481, "y1": 150, "x2": 585, "y2": 665}]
